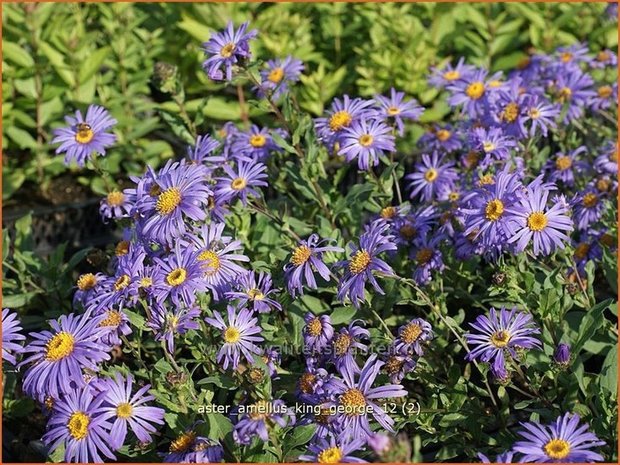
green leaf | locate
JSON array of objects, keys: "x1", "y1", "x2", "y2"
[
  {"x1": 329, "y1": 307, "x2": 356, "y2": 325},
  {"x1": 599, "y1": 347, "x2": 618, "y2": 396},
  {"x1": 78, "y1": 46, "x2": 110, "y2": 84},
  {"x1": 2, "y1": 41, "x2": 35, "y2": 68}
]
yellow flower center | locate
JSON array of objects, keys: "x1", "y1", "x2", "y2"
[
  {"x1": 597, "y1": 51, "x2": 610, "y2": 61},
  {"x1": 598, "y1": 85, "x2": 613, "y2": 98},
  {"x1": 329, "y1": 110, "x2": 353, "y2": 132},
  {"x1": 544, "y1": 438, "x2": 571, "y2": 460},
  {"x1": 115, "y1": 240, "x2": 129, "y2": 257},
  {"x1": 223, "y1": 326, "x2": 241, "y2": 343},
  {"x1": 482, "y1": 141, "x2": 496, "y2": 153},
  {"x1": 291, "y1": 245, "x2": 312, "y2": 266},
  {"x1": 318, "y1": 447, "x2": 344, "y2": 464},
  {"x1": 560, "y1": 52, "x2": 573, "y2": 63},
  {"x1": 385, "y1": 356, "x2": 405, "y2": 375},
  {"x1": 399, "y1": 224, "x2": 417, "y2": 240},
  {"x1": 248, "y1": 400, "x2": 271, "y2": 421},
  {"x1": 298, "y1": 372, "x2": 317, "y2": 394},
  {"x1": 380, "y1": 206, "x2": 396, "y2": 219},
  {"x1": 582, "y1": 193, "x2": 598, "y2": 208},
  {"x1": 105, "y1": 191, "x2": 125, "y2": 208},
  {"x1": 77, "y1": 273, "x2": 97, "y2": 291},
  {"x1": 424, "y1": 168, "x2": 438, "y2": 182},
  {"x1": 170, "y1": 431, "x2": 197, "y2": 452},
  {"x1": 596, "y1": 178, "x2": 610, "y2": 192},
  {"x1": 333, "y1": 333, "x2": 352, "y2": 355},
  {"x1": 574, "y1": 242, "x2": 590, "y2": 260},
  {"x1": 485, "y1": 199, "x2": 505, "y2": 221},
  {"x1": 610, "y1": 149, "x2": 618, "y2": 162},
  {"x1": 306, "y1": 317, "x2": 323, "y2": 337},
  {"x1": 220, "y1": 43, "x2": 235, "y2": 58},
  {"x1": 443, "y1": 70, "x2": 460, "y2": 81},
  {"x1": 358, "y1": 134, "x2": 374, "y2": 147},
  {"x1": 436, "y1": 129, "x2": 451, "y2": 142},
  {"x1": 416, "y1": 248, "x2": 433, "y2": 265},
  {"x1": 558, "y1": 87, "x2": 572, "y2": 102},
  {"x1": 479, "y1": 174, "x2": 495, "y2": 186},
  {"x1": 401, "y1": 322, "x2": 423, "y2": 344},
  {"x1": 166, "y1": 268, "x2": 187, "y2": 286},
  {"x1": 114, "y1": 274, "x2": 131, "y2": 291},
  {"x1": 249, "y1": 134, "x2": 267, "y2": 148},
  {"x1": 67, "y1": 411, "x2": 90, "y2": 440},
  {"x1": 198, "y1": 250, "x2": 221, "y2": 277},
  {"x1": 116, "y1": 402, "x2": 133, "y2": 419},
  {"x1": 488, "y1": 80, "x2": 503, "y2": 88},
  {"x1": 527, "y1": 211, "x2": 548, "y2": 231},
  {"x1": 387, "y1": 106, "x2": 400, "y2": 115},
  {"x1": 528, "y1": 107, "x2": 541, "y2": 119},
  {"x1": 156, "y1": 187, "x2": 182, "y2": 215},
  {"x1": 448, "y1": 191, "x2": 460, "y2": 202},
  {"x1": 140, "y1": 276, "x2": 153, "y2": 288},
  {"x1": 247, "y1": 288, "x2": 264, "y2": 300},
  {"x1": 501, "y1": 102, "x2": 520, "y2": 123},
  {"x1": 339, "y1": 388, "x2": 367, "y2": 415},
  {"x1": 231, "y1": 177, "x2": 247, "y2": 190},
  {"x1": 490, "y1": 330, "x2": 510, "y2": 348},
  {"x1": 465, "y1": 151, "x2": 479, "y2": 168},
  {"x1": 75, "y1": 123, "x2": 94, "y2": 144},
  {"x1": 267, "y1": 67, "x2": 284, "y2": 83},
  {"x1": 46, "y1": 332, "x2": 75, "y2": 361},
  {"x1": 555, "y1": 156, "x2": 573, "y2": 171},
  {"x1": 100, "y1": 310, "x2": 123, "y2": 327},
  {"x1": 349, "y1": 250, "x2": 371, "y2": 274},
  {"x1": 466, "y1": 81, "x2": 485, "y2": 99}
]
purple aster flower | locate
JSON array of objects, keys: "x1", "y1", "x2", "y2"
[
  {"x1": 299, "y1": 435, "x2": 367, "y2": 463},
  {"x1": 589, "y1": 82, "x2": 617, "y2": 111},
  {"x1": 231, "y1": 399, "x2": 294, "y2": 445},
  {"x1": 512, "y1": 413, "x2": 605, "y2": 462},
  {"x1": 296, "y1": 367, "x2": 336, "y2": 403},
  {"x1": 390, "y1": 206, "x2": 437, "y2": 246},
  {"x1": 259, "y1": 346, "x2": 281, "y2": 378},
  {"x1": 201, "y1": 21, "x2": 257, "y2": 81},
  {"x1": 138, "y1": 160, "x2": 212, "y2": 244},
  {"x1": 544, "y1": 147, "x2": 588, "y2": 186},
  {"x1": 284, "y1": 234, "x2": 343, "y2": 297},
  {"x1": 324, "y1": 354, "x2": 407, "y2": 438},
  {"x1": 447, "y1": 69, "x2": 492, "y2": 117},
  {"x1": 94, "y1": 307, "x2": 132, "y2": 347},
  {"x1": 552, "y1": 43, "x2": 592, "y2": 68},
  {"x1": 255, "y1": 56, "x2": 304, "y2": 99},
  {"x1": 428, "y1": 57, "x2": 476, "y2": 88},
  {"x1": 394, "y1": 318, "x2": 433, "y2": 356},
  {"x1": 470, "y1": 127, "x2": 517, "y2": 169},
  {"x1": 331, "y1": 320, "x2": 370, "y2": 374},
  {"x1": 553, "y1": 69, "x2": 596, "y2": 122},
  {"x1": 411, "y1": 234, "x2": 446, "y2": 285},
  {"x1": 338, "y1": 118, "x2": 396, "y2": 171},
  {"x1": 99, "y1": 190, "x2": 132, "y2": 222},
  {"x1": 315, "y1": 95, "x2": 376, "y2": 149},
  {"x1": 99, "y1": 372, "x2": 164, "y2": 449},
  {"x1": 606, "y1": 2, "x2": 618, "y2": 20},
  {"x1": 594, "y1": 141, "x2": 618, "y2": 175},
  {"x1": 93, "y1": 249, "x2": 146, "y2": 311},
  {"x1": 42, "y1": 388, "x2": 116, "y2": 462},
  {"x1": 52, "y1": 105, "x2": 117, "y2": 167},
  {"x1": 186, "y1": 134, "x2": 224, "y2": 166},
  {"x1": 507, "y1": 177, "x2": 574, "y2": 256},
  {"x1": 374, "y1": 88, "x2": 424, "y2": 135},
  {"x1": 462, "y1": 165, "x2": 523, "y2": 247},
  {"x1": 478, "y1": 451, "x2": 515, "y2": 463},
  {"x1": 231, "y1": 125, "x2": 285, "y2": 162},
  {"x1": 2, "y1": 308, "x2": 25, "y2": 366},
  {"x1": 405, "y1": 152, "x2": 458, "y2": 203},
  {"x1": 73, "y1": 272, "x2": 106, "y2": 307},
  {"x1": 571, "y1": 188, "x2": 605, "y2": 231},
  {"x1": 164, "y1": 428, "x2": 224, "y2": 463},
  {"x1": 303, "y1": 313, "x2": 334, "y2": 352},
  {"x1": 491, "y1": 78, "x2": 529, "y2": 138},
  {"x1": 186, "y1": 222, "x2": 249, "y2": 299},
  {"x1": 418, "y1": 124, "x2": 463, "y2": 153},
  {"x1": 465, "y1": 306, "x2": 541, "y2": 374},
  {"x1": 153, "y1": 244, "x2": 208, "y2": 307},
  {"x1": 381, "y1": 347, "x2": 417, "y2": 384},
  {"x1": 591, "y1": 49, "x2": 617, "y2": 69},
  {"x1": 523, "y1": 95, "x2": 560, "y2": 137},
  {"x1": 205, "y1": 305, "x2": 263, "y2": 370},
  {"x1": 337, "y1": 221, "x2": 397, "y2": 308},
  {"x1": 20, "y1": 311, "x2": 110, "y2": 401},
  {"x1": 553, "y1": 343, "x2": 572, "y2": 367},
  {"x1": 147, "y1": 303, "x2": 201, "y2": 355},
  {"x1": 215, "y1": 161, "x2": 268, "y2": 205},
  {"x1": 225, "y1": 270, "x2": 282, "y2": 313}
]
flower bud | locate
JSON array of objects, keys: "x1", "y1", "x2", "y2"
[{"x1": 553, "y1": 343, "x2": 571, "y2": 366}]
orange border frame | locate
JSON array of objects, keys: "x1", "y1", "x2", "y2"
[{"x1": 0, "y1": 1, "x2": 618, "y2": 464}]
